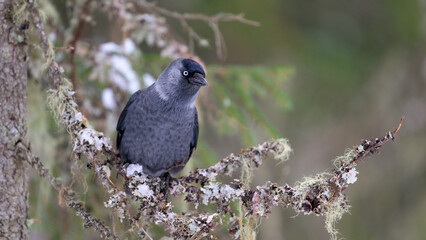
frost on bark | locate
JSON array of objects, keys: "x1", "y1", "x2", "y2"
[{"x1": 0, "y1": 0, "x2": 29, "y2": 239}]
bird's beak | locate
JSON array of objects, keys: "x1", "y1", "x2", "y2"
[{"x1": 189, "y1": 72, "x2": 208, "y2": 86}]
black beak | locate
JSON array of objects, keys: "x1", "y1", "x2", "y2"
[{"x1": 188, "y1": 72, "x2": 208, "y2": 86}]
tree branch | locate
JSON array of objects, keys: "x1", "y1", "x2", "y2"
[
  {"x1": 122, "y1": 121, "x2": 402, "y2": 238},
  {"x1": 68, "y1": 0, "x2": 94, "y2": 90},
  {"x1": 15, "y1": 141, "x2": 121, "y2": 240},
  {"x1": 136, "y1": 1, "x2": 259, "y2": 59}
]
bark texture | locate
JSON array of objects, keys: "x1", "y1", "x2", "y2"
[{"x1": 0, "y1": 0, "x2": 29, "y2": 239}]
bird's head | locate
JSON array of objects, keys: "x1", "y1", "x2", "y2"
[{"x1": 155, "y1": 58, "x2": 207, "y2": 104}]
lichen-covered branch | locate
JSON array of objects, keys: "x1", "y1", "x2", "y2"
[
  {"x1": 29, "y1": 0, "x2": 118, "y2": 194},
  {"x1": 68, "y1": 201, "x2": 121, "y2": 240},
  {"x1": 67, "y1": 0, "x2": 94, "y2": 89},
  {"x1": 121, "y1": 124, "x2": 401, "y2": 239},
  {"x1": 182, "y1": 138, "x2": 292, "y2": 184},
  {"x1": 15, "y1": 141, "x2": 121, "y2": 240}
]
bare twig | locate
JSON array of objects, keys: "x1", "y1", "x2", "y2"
[
  {"x1": 29, "y1": 2, "x2": 62, "y2": 88},
  {"x1": 107, "y1": 0, "x2": 259, "y2": 60},
  {"x1": 394, "y1": 116, "x2": 404, "y2": 134},
  {"x1": 137, "y1": 1, "x2": 259, "y2": 59},
  {"x1": 68, "y1": 0, "x2": 94, "y2": 90}
]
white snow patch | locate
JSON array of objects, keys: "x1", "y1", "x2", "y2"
[
  {"x1": 197, "y1": 169, "x2": 217, "y2": 181},
  {"x1": 126, "y1": 164, "x2": 144, "y2": 177},
  {"x1": 123, "y1": 38, "x2": 136, "y2": 54},
  {"x1": 141, "y1": 13, "x2": 157, "y2": 23},
  {"x1": 134, "y1": 184, "x2": 154, "y2": 197},
  {"x1": 48, "y1": 33, "x2": 57, "y2": 42},
  {"x1": 109, "y1": 55, "x2": 140, "y2": 93},
  {"x1": 357, "y1": 145, "x2": 364, "y2": 152},
  {"x1": 102, "y1": 88, "x2": 117, "y2": 110},
  {"x1": 220, "y1": 185, "x2": 243, "y2": 201},
  {"x1": 69, "y1": 99, "x2": 78, "y2": 107},
  {"x1": 74, "y1": 112, "x2": 83, "y2": 122},
  {"x1": 201, "y1": 182, "x2": 220, "y2": 205},
  {"x1": 342, "y1": 168, "x2": 358, "y2": 184},
  {"x1": 79, "y1": 129, "x2": 96, "y2": 145},
  {"x1": 97, "y1": 39, "x2": 140, "y2": 93},
  {"x1": 99, "y1": 42, "x2": 122, "y2": 55},
  {"x1": 206, "y1": 214, "x2": 217, "y2": 224},
  {"x1": 188, "y1": 222, "x2": 200, "y2": 232},
  {"x1": 77, "y1": 128, "x2": 112, "y2": 151},
  {"x1": 67, "y1": 91, "x2": 76, "y2": 97}
]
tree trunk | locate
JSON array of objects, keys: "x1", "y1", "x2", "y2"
[{"x1": 0, "y1": 0, "x2": 29, "y2": 239}]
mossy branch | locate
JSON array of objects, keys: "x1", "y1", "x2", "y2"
[{"x1": 14, "y1": 140, "x2": 121, "y2": 240}]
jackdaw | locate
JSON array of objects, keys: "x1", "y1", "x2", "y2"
[{"x1": 116, "y1": 58, "x2": 207, "y2": 177}]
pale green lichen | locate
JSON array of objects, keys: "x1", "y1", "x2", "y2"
[
  {"x1": 333, "y1": 148, "x2": 356, "y2": 168},
  {"x1": 47, "y1": 79, "x2": 73, "y2": 121},
  {"x1": 325, "y1": 198, "x2": 347, "y2": 240},
  {"x1": 294, "y1": 173, "x2": 330, "y2": 193},
  {"x1": 274, "y1": 138, "x2": 293, "y2": 164},
  {"x1": 12, "y1": 0, "x2": 27, "y2": 25},
  {"x1": 238, "y1": 138, "x2": 292, "y2": 240},
  {"x1": 39, "y1": 1, "x2": 61, "y2": 26},
  {"x1": 46, "y1": 77, "x2": 83, "y2": 138},
  {"x1": 293, "y1": 148, "x2": 356, "y2": 240},
  {"x1": 238, "y1": 155, "x2": 258, "y2": 240},
  {"x1": 40, "y1": 40, "x2": 55, "y2": 72}
]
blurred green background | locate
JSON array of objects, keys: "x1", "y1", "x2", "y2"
[{"x1": 28, "y1": 0, "x2": 426, "y2": 239}]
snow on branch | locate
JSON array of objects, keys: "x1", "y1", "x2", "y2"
[
  {"x1": 121, "y1": 121, "x2": 402, "y2": 239},
  {"x1": 27, "y1": 1, "x2": 402, "y2": 239},
  {"x1": 15, "y1": 140, "x2": 121, "y2": 240}
]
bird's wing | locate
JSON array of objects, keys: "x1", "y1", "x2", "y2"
[
  {"x1": 116, "y1": 90, "x2": 141, "y2": 149},
  {"x1": 189, "y1": 108, "x2": 199, "y2": 158}
]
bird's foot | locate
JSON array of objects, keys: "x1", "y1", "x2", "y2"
[{"x1": 160, "y1": 172, "x2": 171, "y2": 202}]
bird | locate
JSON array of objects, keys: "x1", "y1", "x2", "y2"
[{"x1": 116, "y1": 58, "x2": 207, "y2": 177}]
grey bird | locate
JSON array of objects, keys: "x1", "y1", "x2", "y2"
[{"x1": 116, "y1": 58, "x2": 207, "y2": 177}]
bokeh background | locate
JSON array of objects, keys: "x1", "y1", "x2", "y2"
[{"x1": 28, "y1": 0, "x2": 425, "y2": 239}]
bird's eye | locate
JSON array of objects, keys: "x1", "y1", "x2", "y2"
[{"x1": 182, "y1": 70, "x2": 189, "y2": 77}]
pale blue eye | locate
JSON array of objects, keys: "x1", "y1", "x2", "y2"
[{"x1": 183, "y1": 71, "x2": 189, "y2": 76}]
